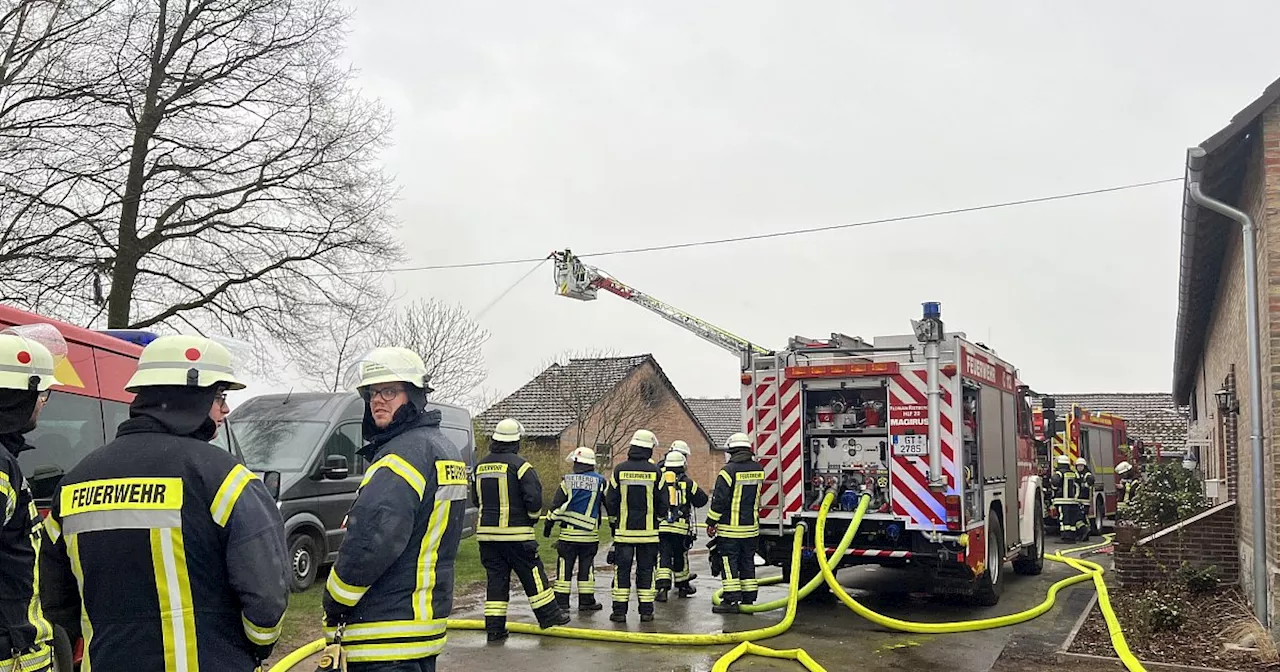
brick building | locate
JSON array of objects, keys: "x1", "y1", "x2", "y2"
[
  {"x1": 476, "y1": 355, "x2": 720, "y2": 489},
  {"x1": 1171, "y1": 76, "x2": 1280, "y2": 626}
]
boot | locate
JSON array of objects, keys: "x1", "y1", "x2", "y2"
[
  {"x1": 555, "y1": 592, "x2": 571, "y2": 610},
  {"x1": 487, "y1": 630, "x2": 509, "y2": 643},
  {"x1": 579, "y1": 594, "x2": 604, "y2": 612},
  {"x1": 639, "y1": 612, "x2": 654, "y2": 622},
  {"x1": 713, "y1": 601, "x2": 741, "y2": 615},
  {"x1": 655, "y1": 588, "x2": 669, "y2": 603},
  {"x1": 485, "y1": 615, "x2": 509, "y2": 642},
  {"x1": 676, "y1": 583, "x2": 697, "y2": 598},
  {"x1": 541, "y1": 610, "x2": 571, "y2": 628},
  {"x1": 609, "y1": 610, "x2": 628, "y2": 623}
]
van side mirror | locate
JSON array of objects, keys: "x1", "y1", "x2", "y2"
[
  {"x1": 262, "y1": 470, "x2": 282, "y2": 500},
  {"x1": 321, "y1": 455, "x2": 350, "y2": 480}
]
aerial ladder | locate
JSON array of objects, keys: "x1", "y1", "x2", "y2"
[{"x1": 551, "y1": 249, "x2": 768, "y2": 366}]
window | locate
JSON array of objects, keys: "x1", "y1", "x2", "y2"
[
  {"x1": 441, "y1": 426, "x2": 473, "y2": 464},
  {"x1": 232, "y1": 420, "x2": 329, "y2": 472},
  {"x1": 103, "y1": 400, "x2": 130, "y2": 442},
  {"x1": 324, "y1": 423, "x2": 364, "y2": 475},
  {"x1": 20, "y1": 391, "x2": 106, "y2": 500}
]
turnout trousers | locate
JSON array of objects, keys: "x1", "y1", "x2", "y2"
[
  {"x1": 716, "y1": 536, "x2": 759, "y2": 605},
  {"x1": 480, "y1": 540, "x2": 560, "y2": 633},
  {"x1": 554, "y1": 540, "x2": 599, "y2": 608},
  {"x1": 349, "y1": 657, "x2": 437, "y2": 672},
  {"x1": 1059, "y1": 503, "x2": 1086, "y2": 541},
  {"x1": 611, "y1": 542, "x2": 659, "y2": 616},
  {"x1": 656, "y1": 532, "x2": 693, "y2": 590}
]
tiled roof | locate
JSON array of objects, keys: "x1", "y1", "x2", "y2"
[
  {"x1": 476, "y1": 355, "x2": 651, "y2": 437},
  {"x1": 684, "y1": 398, "x2": 741, "y2": 449},
  {"x1": 1032, "y1": 393, "x2": 1189, "y2": 451}
]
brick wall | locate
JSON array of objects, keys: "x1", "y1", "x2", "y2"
[
  {"x1": 555, "y1": 360, "x2": 719, "y2": 491},
  {"x1": 1115, "y1": 501, "x2": 1240, "y2": 586}
]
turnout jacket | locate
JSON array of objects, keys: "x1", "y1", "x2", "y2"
[
  {"x1": 706, "y1": 453, "x2": 765, "y2": 539},
  {"x1": 658, "y1": 470, "x2": 708, "y2": 536},
  {"x1": 0, "y1": 437, "x2": 53, "y2": 671},
  {"x1": 323, "y1": 410, "x2": 467, "y2": 664},
  {"x1": 549, "y1": 470, "x2": 606, "y2": 543},
  {"x1": 42, "y1": 417, "x2": 289, "y2": 672},
  {"x1": 1050, "y1": 467, "x2": 1081, "y2": 505},
  {"x1": 605, "y1": 447, "x2": 668, "y2": 544},
  {"x1": 471, "y1": 444, "x2": 542, "y2": 542},
  {"x1": 1076, "y1": 469, "x2": 1095, "y2": 505}
]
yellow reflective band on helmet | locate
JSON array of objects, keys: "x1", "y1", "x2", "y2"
[
  {"x1": 242, "y1": 614, "x2": 282, "y2": 646},
  {"x1": 326, "y1": 570, "x2": 368, "y2": 608},
  {"x1": 210, "y1": 465, "x2": 257, "y2": 527},
  {"x1": 151, "y1": 527, "x2": 198, "y2": 671},
  {"x1": 62, "y1": 477, "x2": 183, "y2": 515},
  {"x1": 361, "y1": 455, "x2": 426, "y2": 500}
]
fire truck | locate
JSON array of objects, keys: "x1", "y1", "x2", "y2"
[
  {"x1": 1032, "y1": 401, "x2": 1135, "y2": 535},
  {"x1": 552, "y1": 251, "x2": 1046, "y2": 605}
]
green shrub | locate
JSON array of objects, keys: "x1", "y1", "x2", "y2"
[
  {"x1": 1178, "y1": 562, "x2": 1221, "y2": 595},
  {"x1": 1125, "y1": 461, "x2": 1207, "y2": 528},
  {"x1": 1136, "y1": 589, "x2": 1187, "y2": 632}
]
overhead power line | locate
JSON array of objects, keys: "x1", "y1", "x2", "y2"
[{"x1": 347, "y1": 176, "x2": 1182, "y2": 276}]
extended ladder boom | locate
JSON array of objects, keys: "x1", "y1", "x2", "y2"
[{"x1": 552, "y1": 249, "x2": 767, "y2": 358}]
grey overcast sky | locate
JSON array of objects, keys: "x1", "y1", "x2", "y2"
[{"x1": 249, "y1": 1, "x2": 1280, "y2": 402}]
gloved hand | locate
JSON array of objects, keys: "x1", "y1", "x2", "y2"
[
  {"x1": 685, "y1": 535, "x2": 695, "y2": 550},
  {"x1": 610, "y1": 521, "x2": 618, "y2": 537},
  {"x1": 248, "y1": 643, "x2": 274, "y2": 667},
  {"x1": 706, "y1": 524, "x2": 717, "y2": 538},
  {"x1": 606, "y1": 545, "x2": 617, "y2": 565},
  {"x1": 543, "y1": 519, "x2": 554, "y2": 537}
]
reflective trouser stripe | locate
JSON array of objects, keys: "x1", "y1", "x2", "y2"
[
  {"x1": 483, "y1": 601, "x2": 508, "y2": 617},
  {"x1": 529, "y1": 570, "x2": 555, "y2": 609},
  {"x1": 151, "y1": 527, "x2": 198, "y2": 671},
  {"x1": 555, "y1": 557, "x2": 572, "y2": 594},
  {"x1": 560, "y1": 529, "x2": 600, "y2": 543},
  {"x1": 66, "y1": 535, "x2": 93, "y2": 672}
]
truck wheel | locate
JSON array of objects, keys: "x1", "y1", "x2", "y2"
[
  {"x1": 289, "y1": 532, "x2": 320, "y2": 592},
  {"x1": 972, "y1": 511, "x2": 1005, "y2": 607},
  {"x1": 1090, "y1": 495, "x2": 1105, "y2": 537},
  {"x1": 1013, "y1": 493, "x2": 1045, "y2": 576},
  {"x1": 50, "y1": 625, "x2": 73, "y2": 672}
]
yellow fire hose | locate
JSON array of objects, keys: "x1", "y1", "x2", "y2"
[{"x1": 270, "y1": 491, "x2": 1140, "y2": 672}]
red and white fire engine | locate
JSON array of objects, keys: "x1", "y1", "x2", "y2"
[
  {"x1": 1032, "y1": 401, "x2": 1137, "y2": 536},
  {"x1": 553, "y1": 252, "x2": 1046, "y2": 605}
]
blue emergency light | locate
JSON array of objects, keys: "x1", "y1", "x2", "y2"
[
  {"x1": 99, "y1": 329, "x2": 161, "y2": 346},
  {"x1": 922, "y1": 301, "x2": 941, "y2": 319}
]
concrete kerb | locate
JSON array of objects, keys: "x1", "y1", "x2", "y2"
[{"x1": 1055, "y1": 593, "x2": 1238, "y2": 672}]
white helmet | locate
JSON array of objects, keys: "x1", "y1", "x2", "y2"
[
  {"x1": 0, "y1": 324, "x2": 64, "y2": 392},
  {"x1": 125, "y1": 335, "x2": 245, "y2": 392},
  {"x1": 669, "y1": 440, "x2": 690, "y2": 457},
  {"x1": 345, "y1": 347, "x2": 432, "y2": 392},
  {"x1": 664, "y1": 451, "x2": 687, "y2": 469},
  {"x1": 492, "y1": 418, "x2": 523, "y2": 443},
  {"x1": 1116, "y1": 461, "x2": 1133, "y2": 475},
  {"x1": 724, "y1": 432, "x2": 752, "y2": 451},
  {"x1": 1055, "y1": 455, "x2": 1071, "y2": 466},
  {"x1": 566, "y1": 446, "x2": 596, "y2": 466},
  {"x1": 1075, "y1": 457, "x2": 1089, "y2": 468},
  {"x1": 630, "y1": 429, "x2": 658, "y2": 449}
]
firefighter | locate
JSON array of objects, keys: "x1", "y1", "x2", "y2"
[
  {"x1": 545, "y1": 446, "x2": 607, "y2": 612},
  {"x1": 656, "y1": 449, "x2": 708, "y2": 602},
  {"x1": 1049, "y1": 454, "x2": 1083, "y2": 541},
  {"x1": 42, "y1": 335, "x2": 289, "y2": 671},
  {"x1": 1116, "y1": 461, "x2": 1139, "y2": 513},
  {"x1": 604, "y1": 429, "x2": 668, "y2": 623},
  {"x1": 663, "y1": 439, "x2": 691, "y2": 469},
  {"x1": 1076, "y1": 457, "x2": 1096, "y2": 537},
  {"x1": 0, "y1": 330, "x2": 59, "y2": 671},
  {"x1": 321, "y1": 347, "x2": 469, "y2": 670},
  {"x1": 474, "y1": 418, "x2": 569, "y2": 641},
  {"x1": 707, "y1": 432, "x2": 765, "y2": 614}
]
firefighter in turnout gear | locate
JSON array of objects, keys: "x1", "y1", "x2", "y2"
[
  {"x1": 473, "y1": 419, "x2": 569, "y2": 641},
  {"x1": 545, "y1": 447, "x2": 607, "y2": 612},
  {"x1": 707, "y1": 433, "x2": 765, "y2": 615},
  {"x1": 0, "y1": 327, "x2": 61, "y2": 671},
  {"x1": 321, "y1": 347, "x2": 468, "y2": 671},
  {"x1": 1049, "y1": 454, "x2": 1085, "y2": 541},
  {"x1": 1116, "y1": 461, "x2": 1139, "y2": 512},
  {"x1": 604, "y1": 429, "x2": 668, "y2": 623},
  {"x1": 42, "y1": 335, "x2": 290, "y2": 671},
  {"x1": 655, "y1": 450, "x2": 708, "y2": 602},
  {"x1": 1075, "y1": 457, "x2": 1096, "y2": 537}
]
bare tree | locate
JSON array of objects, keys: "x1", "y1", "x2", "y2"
[
  {"x1": 0, "y1": 0, "x2": 400, "y2": 346},
  {"x1": 284, "y1": 276, "x2": 389, "y2": 391},
  {"x1": 461, "y1": 385, "x2": 507, "y2": 416},
  {"x1": 535, "y1": 350, "x2": 662, "y2": 468},
  {"x1": 373, "y1": 298, "x2": 490, "y2": 404}
]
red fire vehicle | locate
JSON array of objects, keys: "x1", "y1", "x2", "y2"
[{"x1": 1032, "y1": 401, "x2": 1135, "y2": 535}]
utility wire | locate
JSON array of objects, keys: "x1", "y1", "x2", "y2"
[{"x1": 352, "y1": 176, "x2": 1181, "y2": 275}]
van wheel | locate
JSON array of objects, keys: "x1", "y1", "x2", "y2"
[
  {"x1": 50, "y1": 625, "x2": 73, "y2": 672},
  {"x1": 972, "y1": 511, "x2": 1005, "y2": 607},
  {"x1": 1014, "y1": 493, "x2": 1045, "y2": 576},
  {"x1": 289, "y1": 533, "x2": 319, "y2": 592}
]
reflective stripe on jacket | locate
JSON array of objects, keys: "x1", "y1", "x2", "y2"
[
  {"x1": 42, "y1": 428, "x2": 289, "y2": 672},
  {"x1": 706, "y1": 456, "x2": 764, "y2": 539},
  {"x1": 1051, "y1": 469, "x2": 1081, "y2": 505},
  {"x1": 605, "y1": 452, "x2": 667, "y2": 544},
  {"x1": 0, "y1": 445, "x2": 52, "y2": 663},
  {"x1": 550, "y1": 471, "x2": 606, "y2": 543},
  {"x1": 471, "y1": 450, "x2": 542, "y2": 542},
  {"x1": 322, "y1": 410, "x2": 467, "y2": 664}
]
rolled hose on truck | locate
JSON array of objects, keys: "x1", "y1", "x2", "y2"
[{"x1": 269, "y1": 492, "x2": 1141, "y2": 672}]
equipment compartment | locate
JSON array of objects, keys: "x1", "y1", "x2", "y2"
[{"x1": 801, "y1": 386, "x2": 890, "y2": 513}]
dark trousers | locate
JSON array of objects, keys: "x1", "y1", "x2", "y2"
[
  {"x1": 1059, "y1": 503, "x2": 1086, "y2": 540},
  {"x1": 480, "y1": 540, "x2": 562, "y2": 632},
  {"x1": 610, "y1": 542, "x2": 659, "y2": 615},
  {"x1": 554, "y1": 540, "x2": 599, "y2": 606},
  {"x1": 716, "y1": 536, "x2": 759, "y2": 604},
  {"x1": 349, "y1": 657, "x2": 436, "y2": 672},
  {"x1": 656, "y1": 532, "x2": 692, "y2": 589}
]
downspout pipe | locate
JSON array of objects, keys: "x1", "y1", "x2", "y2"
[{"x1": 1185, "y1": 145, "x2": 1269, "y2": 626}]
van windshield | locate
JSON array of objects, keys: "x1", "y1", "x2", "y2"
[{"x1": 229, "y1": 419, "x2": 329, "y2": 472}]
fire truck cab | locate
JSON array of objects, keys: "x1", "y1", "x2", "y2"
[{"x1": 745, "y1": 303, "x2": 1045, "y2": 605}]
